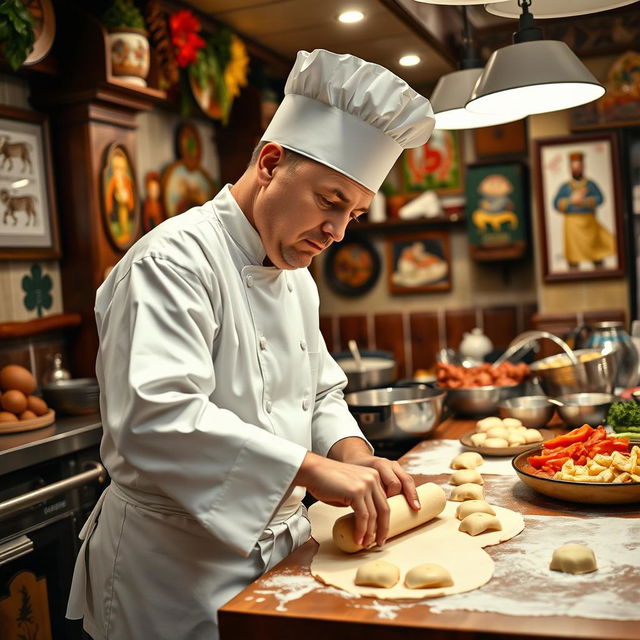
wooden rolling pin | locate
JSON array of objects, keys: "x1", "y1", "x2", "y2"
[{"x1": 332, "y1": 482, "x2": 446, "y2": 553}]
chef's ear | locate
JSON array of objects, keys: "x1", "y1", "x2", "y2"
[{"x1": 255, "y1": 142, "x2": 286, "y2": 186}]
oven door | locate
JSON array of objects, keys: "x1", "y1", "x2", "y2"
[{"x1": 0, "y1": 512, "x2": 83, "y2": 640}]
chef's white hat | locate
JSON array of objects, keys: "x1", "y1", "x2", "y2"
[{"x1": 261, "y1": 49, "x2": 435, "y2": 193}]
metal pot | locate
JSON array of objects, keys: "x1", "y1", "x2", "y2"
[
  {"x1": 334, "y1": 351, "x2": 397, "y2": 393},
  {"x1": 345, "y1": 385, "x2": 445, "y2": 442}
]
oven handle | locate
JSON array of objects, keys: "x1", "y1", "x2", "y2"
[
  {"x1": 0, "y1": 461, "x2": 107, "y2": 520},
  {"x1": 0, "y1": 535, "x2": 34, "y2": 566}
]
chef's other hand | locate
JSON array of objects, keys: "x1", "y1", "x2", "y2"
[
  {"x1": 328, "y1": 436, "x2": 420, "y2": 511},
  {"x1": 295, "y1": 452, "x2": 390, "y2": 549}
]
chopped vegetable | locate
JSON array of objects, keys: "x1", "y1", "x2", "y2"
[
  {"x1": 542, "y1": 424, "x2": 593, "y2": 449},
  {"x1": 611, "y1": 432, "x2": 640, "y2": 440},
  {"x1": 606, "y1": 401, "x2": 640, "y2": 429}
]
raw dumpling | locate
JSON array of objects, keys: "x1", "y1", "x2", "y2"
[
  {"x1": 470, "y1": 432, "x2": 487, "y2": 447},
  {"x1": 354, "y1": 560, "x2": 400, "y2": 588},
  {"x1": 450, "y1": 469, "x2": 484, "y2": 486},
  {"x1": 405, "y1": 563, "x2": 454, "y2": 589},
  {"x1": 450, "y1": 483, "x2": 485, "y2": 501},
  {"x1": 476, "y1": 417, "x2": 503, "y2": 432},
  {"x1": 486, "y1": 426, "x2": 509, "y2": 439},
  {"x1": 450, "y1": 451, "x2": 484, "y2": 470},
  {"x1": 549, "y1": 544, "x2": 598, "y2": 574},
  {"x1": 502, "y1": 418, "x2": 523, "y2": 429},
  {"x1": 507, "y1": 432, "x2": 526, "y2": 446},
  {"x1": 455, "y1": 499, "x2": 496, "y2": 520},
  {"x1": 524, "y1": 428, "x2": 544, "y2": 443},
  {"x1": 458, "y1": 512, "x2": 502, "y2": 536},
  {"x1": 483, "y1": 437, "x2": 509, "y2": 448}
]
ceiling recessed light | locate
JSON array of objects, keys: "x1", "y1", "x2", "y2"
[
  {"x1": 399, "y1": 54, "x2": 420, "y2": 67},
  {"x1": 338, "y1": 10, "x2": 364, "y2": 24}
]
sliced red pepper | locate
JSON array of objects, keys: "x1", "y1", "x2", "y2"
[
  {"x1": 542, "y1": 424, "x2": 594, "y2": 449},
  {"x1": 583, "y1": 426, "x2": 607, "y2": 448},
  {"x1": 588, "y1": 439, "x2": 629, "y2": 456}
]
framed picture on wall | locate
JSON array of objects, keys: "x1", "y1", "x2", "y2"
[
  {"x1": 0, "y1": 106, "x2": 60, "y2": 259},
  {"x1": 401, "y1": 129, "x2": 463, "y2": 195},
  {"x1": 386, "y1": 231, "x2": 452, "y2": 294},
  {"x1": 534, "y1": 132, "x2": 625, "y2": 282},
  {"x1": 465, "y1": 163, "x2": 528, "y2": 261}
]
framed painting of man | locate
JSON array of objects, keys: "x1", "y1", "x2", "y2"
[
  {"x1": 0, "y1": 106, "x2": 60, "y2": 259},
  {"x1": 534, "y1": 133, "x2": 625, "y2": 282}
]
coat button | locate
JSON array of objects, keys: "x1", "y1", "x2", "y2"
[
  {"x1": 259, "y1": 336, "x2": 267, "y2": 350},
  {"x1": 266, "y1": 400, "x2": 272, "y2": 413},
  {"x1": 246, "y1": 275, "x2": 254, "y2": 288},
  {"x1": 302, "y1": 397, "x2": 310, "y2": 411},
  {"x1": 300, "y1": 340, "x2": 307, "y2": 351}
]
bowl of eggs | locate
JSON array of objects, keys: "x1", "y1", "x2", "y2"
[
  {"x1": 0, "y1": 364, "x2": 54, "y2": 432},
  {"x1": 460, "y1": 415, "x2": 554, "y2": 456}
]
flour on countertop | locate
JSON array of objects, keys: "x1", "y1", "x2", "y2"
[
  {"x1": 429, "y1": 514, "x2": 640, "y2": 620},
  {"x1": 402, "y1": 439, "x2": 516, "y2": 476},
  {"x1": 254, "y1": 571, "x2": 355, "y2": 611}
]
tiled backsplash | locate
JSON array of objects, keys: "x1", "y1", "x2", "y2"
[{"x1": 321, "y1": 302, "x2": 538, "y2": 378}]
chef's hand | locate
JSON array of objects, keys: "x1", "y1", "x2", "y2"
[{"x1": 328, "y1": 437, "x2": 420, "y2": 507}]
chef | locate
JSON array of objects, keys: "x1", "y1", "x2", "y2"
[{"x1": 67, "y1": 49, "x2": 435, "y2": 639}]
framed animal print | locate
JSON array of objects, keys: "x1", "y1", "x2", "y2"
[{"x1": 0, "y1": 106, "x2": 60, "y2": 259}]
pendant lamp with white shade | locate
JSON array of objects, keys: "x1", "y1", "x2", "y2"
[
  {"x1": 466, "y1": 0, "x2": 605, "y2": 116},
  {"x1": 486, "y1": 0, "x2": 639, "y2": 19},
  {"x1": 429, "y1": 7, "x2": 527, "y2": 129}
]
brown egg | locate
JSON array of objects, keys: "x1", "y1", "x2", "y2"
[
  {"x1": 1, "y1": 389, "x2": 28, "y2": 414},
  {"x1": 0, "y1": 364, "x2": 36, "y2": 395},
  {"x1": 27, "y1": 395, "x2": 49, "y2": 416},
  {"x1": 0, "y1": 411, "x2": 18, "y2": 423},
  {"x1": 19, "y1": 410, "x2": 37, "y2": 421}
]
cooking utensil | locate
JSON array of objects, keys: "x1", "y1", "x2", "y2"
[
  {"x1": 571, "y1": 321, "x2": 639, "y2": 388},
  {"x1": 531, "y1": 349, "x2": 616, "y2": 396},
  {"x1": 347, "y1": 339, "x2": 363, "y2": 371},
  {"x1": 443, "y1": 382, "x2": 526, "y2": 417},
  {"x1": 512, "y1": 448, "x2": 640, "y2": 504},
  {"x1": 497, "y1": 395, "x2": 557, "y2": 428},
  {"x1": 41, "y1": 378, "x2": 100, "y2": 415},
  {"x1": 334, "y1": 350, "x2": 397, "y2": 393},
  {"x1": 492, "y1": 330, "x2": 578, "y2": 368},
  {"x1": 345, "y1": 385, "x2": 445, "y2": 442},
  {"x1": 553, "y1": 392, "x2": 616, "y2": 429}
]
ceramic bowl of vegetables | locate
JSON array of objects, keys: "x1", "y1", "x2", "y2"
[{"x1": 606, "y1": 400, "x2": 640, "y2": 442}]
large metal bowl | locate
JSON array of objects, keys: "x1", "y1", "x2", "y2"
[
  {"x1": 530, "y1": 349, "x2": 616, "y2": 396},
  {"x1": 345, "y1": 385, "x2": 445, "y2": 442},
  {"x1": 443, "y1": 382, "x2": 526, "y2": 417},
  {"x1": 497, "y1": 395, "x2": 557, "y2": 428},
  {"x1": 554, "y1": 392, "x2": 617, "y2": 428},
  {"x1": 41, "y1": 378, "x2": 100, "y2": 415}
]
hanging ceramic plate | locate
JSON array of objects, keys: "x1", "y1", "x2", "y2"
[{"x1": 323, "y1": 235, "x2": 381, "y2": 297}]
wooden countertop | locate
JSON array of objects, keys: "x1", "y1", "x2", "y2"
[{"x1": 219, "y1": 417, "x2": 639, "y2": 640}]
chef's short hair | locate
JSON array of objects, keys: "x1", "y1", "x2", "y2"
[{"x1": 249, "y1": 140, "x2": 305, "y2": 170}]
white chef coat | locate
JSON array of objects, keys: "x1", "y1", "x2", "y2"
[{"x1": 67, "y1": 184, "x2": 370, "y2": 639}]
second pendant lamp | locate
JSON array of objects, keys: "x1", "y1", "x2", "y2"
[{"x1": 465, "y1": 0, "x2": 605, "y2": 117}]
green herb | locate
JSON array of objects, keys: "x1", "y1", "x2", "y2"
[
  {"x1": 0, "y1": 0, "x2": 35, "y2": 70},
  {"x1": 606, "y1": 401, "x2": 640, "y2": 428},
  {"x1": 101, "y1": 0, "x2": 145, "y2": 30}
]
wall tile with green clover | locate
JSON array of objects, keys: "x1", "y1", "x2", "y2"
[{"x1": 22, "y1": 264, "x2": 53, "y2": 318}]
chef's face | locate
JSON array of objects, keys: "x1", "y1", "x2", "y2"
[{"x1": 254, "y1": 143, "x2": 374, "y2": 269}]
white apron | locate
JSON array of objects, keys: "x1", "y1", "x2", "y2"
[{"x1": 66, "y1": 185, "x2": 369, "y2": 638}]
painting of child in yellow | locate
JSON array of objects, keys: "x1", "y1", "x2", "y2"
[
  {"x1": 553, "y1": 152, "x2": 615, "y2": 270},
  {"x1": 104, "y1": 147, "x2": 137, "y2": 250}
]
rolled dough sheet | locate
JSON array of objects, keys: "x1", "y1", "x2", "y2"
[{"x1": 309, "y1": 499, "x2": 524, "y2": 600}]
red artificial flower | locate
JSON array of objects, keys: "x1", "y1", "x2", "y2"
[{"x1": 169, "y1": 9, "x2": 206, "y2": 68}]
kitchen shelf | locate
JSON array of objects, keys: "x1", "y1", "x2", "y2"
[
  {"x1": 352, "y1": 213, "x2": 466, "y2": 234},
  {"x1": 0, "y1": 313, "x2": 82, "y2": 340}
]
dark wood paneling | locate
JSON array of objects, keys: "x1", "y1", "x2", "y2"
[
  {"x1": 521, "y1": 302, "x2": 538, "y2": 332},
  {"x1": 444, "y1": 308, "x2": 476, "y2": 350},
  {"x1": 532, "y1": 312, "x2": 578, "y2": 358},
  {"x1": 583, "y1": 309, "x2": 626, "y2": 326},
  {"x1": 482, "y1": 306, "x2": 518, "y2": 350},
  {"x1": 338, "y1": 315, "x2": 368, "y2": 353},
  {"x1": 373, "y1": 313, "x2": 406, "y2": 378},
  {"x1": 319, "y1": 315, "x2": 334, "y2": 354},
  {"x1": 409, "y1": 311, "x2": 440, "y2": 372}
]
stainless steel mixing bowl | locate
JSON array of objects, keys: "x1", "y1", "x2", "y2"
[
  {"x1": 345, "y1": 385, "x2": 445, "y2": 442},
  {"x1": 554, "y1": 392, "x2": 617, "y2": 428},
  {"x1": 497, "y1": 395, "x2": 556, "y2": 428},
  {"x1": 530, "y1": 349, "x2": 616, "y2": 396},
  {"x1": 443, "y1": 382, "x2": 526, "y2": 417}
]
